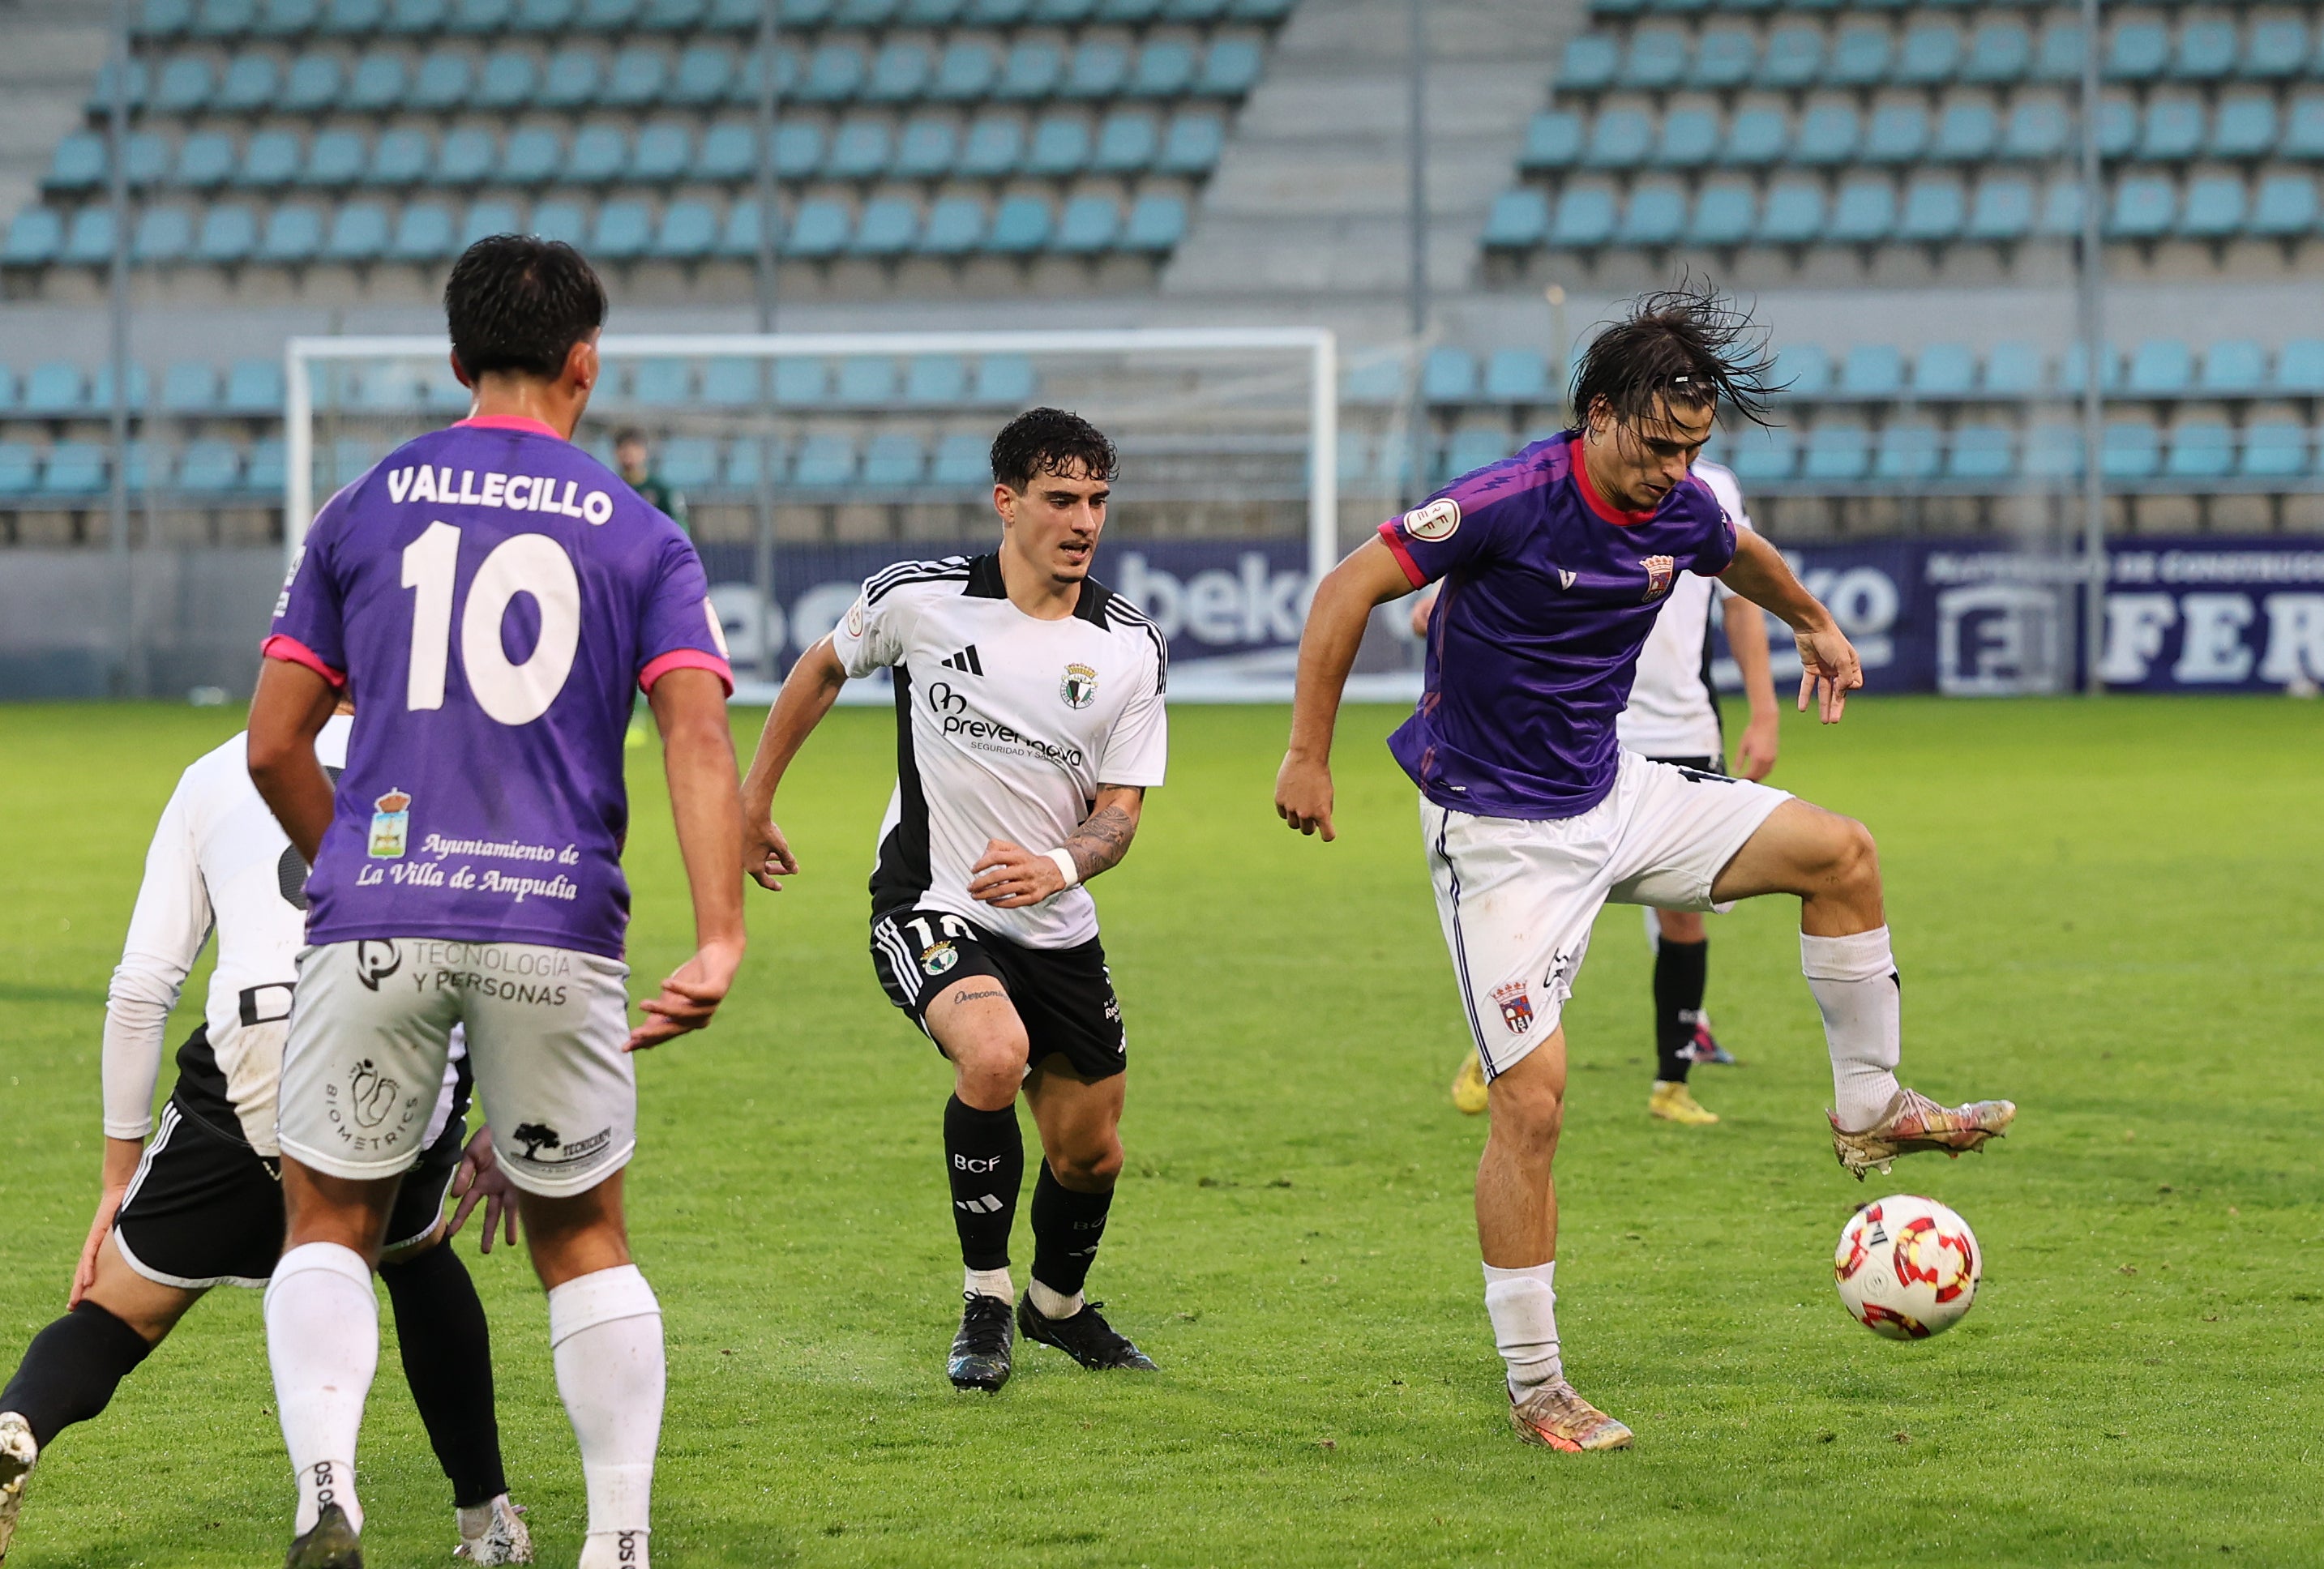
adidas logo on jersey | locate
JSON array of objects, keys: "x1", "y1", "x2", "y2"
[{"x1": 940, "y1": 645, "x2": 985, "y2": 675}]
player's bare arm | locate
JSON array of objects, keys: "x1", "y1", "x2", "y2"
[
  {"x1": 1718, "y1": 529, "x2": 1862, "y2": 724},
  {"x1": 1723, "y1": 593, "x2": 1781, "y2": 780},
  {"x1": 967, "y1": 785, "x2": 1145, "y2": 908},
  {"x1": 245, "y1": 657, "x2": 343, "y2": 863},
  {"x1": 630, "y1": 665, "x2": 748, "y2": 1051},
  {"x1": 1277, "y1": 536, "x2": 1419, "y2": 841},
  {"x1": 738, "y1": 634, "x2": 848, "y2": 891}
]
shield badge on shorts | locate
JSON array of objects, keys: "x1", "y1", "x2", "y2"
[
  {"x1": 922, "y1": 941, "x2": 960, "y2": 977},
  {"x1": 1493, "y1": 980, "x2": 1534, "y2": 1036}
]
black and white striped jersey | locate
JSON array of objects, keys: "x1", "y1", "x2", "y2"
[{"x1": 832, "y1": 553, "x2": 1169, "y2": 950}]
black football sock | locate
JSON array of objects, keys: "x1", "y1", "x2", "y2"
[
  {"x1": 379, "y1": 1243, "x2": 507, "y2": 1508},
  {"x1": 1653, "y1": 937, "x2": 1710, "y2": 1084},
  {"x1": 944, "y1": 1095, "x2": 1024, "y2": 1277},
  {"x1": 0, "y1": 1301, "x2": 154, "y2": 1448},
  {"x1": 1029, "y1": 1160, "x2": 1114, "y2": 1304}
]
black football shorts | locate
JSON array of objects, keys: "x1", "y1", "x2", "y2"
[{"x1": 870, "y1": 907, "x2": 1127, "y2": 1082}]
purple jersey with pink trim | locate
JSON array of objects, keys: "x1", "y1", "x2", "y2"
[
  {"x1": 1382, "y1": 432, "x2": 1736, "y2": 820},
  {"x1": 266, "y1": 417, "x2": 733, "y2": 959}
]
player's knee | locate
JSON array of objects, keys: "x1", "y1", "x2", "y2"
[
  {"x1": 952, "y1": 1032, "x2": 1029, "y2": 1104},
  {"x1": 1051, "y1": 1139, "x2": 1122, "y2": 1191},
  {"x1": 1489, "y1": 1073, "x2": 1564, "y2": 1148},
  {"x1": 1825, "y1": 815, "x2": 1881, "y2": 896}
]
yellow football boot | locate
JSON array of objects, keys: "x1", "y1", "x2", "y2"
[
  {"x1": 1452, "y1": 1053, "x2": 1489, "y2": 1115},
  {"x1": 1648, "y1": 1080, "x2": 1718, "y2": 1125}
]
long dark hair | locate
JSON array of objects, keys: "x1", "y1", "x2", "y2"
[{"x1": 1569, "y1": 279, "x2": 1782, "y2": 430}]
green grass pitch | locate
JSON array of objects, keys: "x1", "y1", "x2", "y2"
[{"x1": 2, "y1": 695, "x2": 2322, "y2": 1567}]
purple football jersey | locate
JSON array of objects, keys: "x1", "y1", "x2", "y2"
[
  {"x1": 1382, "y1": 433, "x2": 1736, "y2": 820},
  {"x1": 266, "y1": 415, "x2": 733, "y2": 959}
]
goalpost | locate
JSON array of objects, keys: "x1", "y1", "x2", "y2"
[{"x1": 283, "y1": 327, "x2": 1356, "y2": 703}]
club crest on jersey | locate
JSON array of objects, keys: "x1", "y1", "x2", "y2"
[
  {"x1": 921, "y1": 941, "x2": 960, "y2": 977},
  {"x1": 368, "y1": 789, "x2": 411, "y2": 859},
  {"x1": 1402, "y1": 497, "x2": 1462, "y2": 541},
  {"x1": 1492, "y1": 980, "x2": 1534, "y2": 1036},
  {"x1": 1060, "y1": 662, "x2": 1098, "y2": 709},
  {"x1": 1639, "y1": 555, "x2": 1676, "y2": 601}
]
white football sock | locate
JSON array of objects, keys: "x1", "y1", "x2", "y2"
[
  {"x1": 964, "y1": 1265, "x2": 1014, "y2": 1302},
  {"x1": 1802, "y1": 926, "x2": 1904, "y2": 1131},
  {"x1": 1482, "y1": 1260, "x2": 1560, "y2": 1397},
  {"x1": 1641, "y1": 905, "x2": 1661, "y2": 954},
  {"x1": 1026, "y1": 1279, "x2": 1083, "y2": 1319},
  {"x1": 264, "y1": 1242, "x2": 377, "y2": 1536},
  {"x1": 550, "y1": 1265, "x2": 663, "y2": 1569}
]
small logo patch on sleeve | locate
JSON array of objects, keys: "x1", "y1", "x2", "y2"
[{"x1": 1401, "y1": 497, "x2": 1462, "y2": 541}]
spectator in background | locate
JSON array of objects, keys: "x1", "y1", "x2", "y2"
[{"x1": 616, "y1": 429, "x2": 690, "y2": 535}]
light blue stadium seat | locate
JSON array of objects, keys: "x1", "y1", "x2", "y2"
[
  {"x1": 1960, "y1": 19, "x2": 2030, "y2": 84},
  {"x1": 788, "y1": 199, "x2": 851, "y2": 257},
  {"x1": 650, "y1": 438, "x2": 717, "y2": 492},
  {"x1": 671, "y1": 45, "x2": 733, "y2": 105},
  {"x1": 1483, "y1": 349, "x2": 1550, "y2": 403},
  {"x1": 921, "y1": 195, "x2": 986, "y2": 253},
  {"x1": 409, "y1": 50, "x2": 473, "y2": 109},
  {"x1": 793, "y1": 434, "x2": 858, "y2": 487},
  {"x1": 1093, "y1": 112, "x2": 1159, "y2": 173},
  {"x1": 2173, "y1": 18, "x2": 2236, "y2": 82},
  {"x1": 1654, "y1": 107, "x2": 1718, "y2": 167},
  {"x1": 85, "y1": 59, "x2": 151, "y2": 113},
  {"x1": 630, "y1": 359, "x2": 692, "y2": 404},
  {"x1": 365, "y1": 128, "x2": 430, "y2": 185},
  {"x1": 223, "y1": 357, "x2": 282, "y2": 412},
  {"x1": 160, "y1": 360, "x2": 220, "y2": 412},
  {"x1": 124, "y1": 134, "x2": 170, "y2": 189},
  {"x1": 1895, "y1": 22, "x2": 1959, "y2": 84},
  {"x1": 505, "y1": 127, "x2": 563, "y2": 184},
  {"x1": 719, "y1": 437, "x2": 772, "y2": 490},
  {"x1": 388, "y1": 201, "x2": 456, "y2": 260},
  {"x1": 1946, "y1": 424, "x2": 2013, "y2": 481},
  {"x1": 193, "y1": 205, "x2": 257, "y2": 263},
  {"x1": 1757, "y1": 178, "x2": 1825, "y2": 243},
  {"x1": 177, "y1": 440, "x2": 244, "y2": 493},
  {"x1": 2099, "y1": 98, "x2": 2140, "y2": 159},
  {"x1": 283, "y1": 53, "x2": 345, "y2": 112},
  {"x1": 975, "y1": 354, "x2": 1036, "y2": 404},
  {"x1": 87, "y1": 362, "x2": 151, "y2": 412},
  {"x1": 1550, "y1": 185, "x2": 1617, "y2": 248},
  {"x1": 854, "y1": 196, "x2": 919, "y2": 254},
  {"x1": 2240, "y1": 422, "x2": 2309, "y2": 478},
  {"x1": 1911, "y1": 343, "x2": 1975, "y2": 396},
  {"x1": 1723, "y1": 105, "x2": 1788, "y2": 165},
  {"x1": 863, "y1": 434, "x2": 926, "y2": 486},
  {"x1": 605, "y1": 46, "x2": 669, "y2": 107},
  {"x1": 305, "y1": 130, "x2": 368, "y2": 187},
  {"x1": 345, "y1": 53, "x2": 405, "y2": 110},
  {"x1": 194, "y1": 0, "x2": 259, "y2": 35},
  {"x1": 2275, "y1": 340, "x2": 2324, "y2": 393},
  {"x1": 1439, "y1": 428, "x2": 1511, "y2": 483},
  {"x1": 2141, "y1": 94, "x2": 2205, "y2": 160},
  {"x1": 2177, "y1": 177, "x2": 2245, "y2": 240},
  {"x1": 1584, "y1": 108, "x2": 1654, "y2": 169},
  {"x1": 2243, "y1": 18, "x2": 2308, "y2": 81},
  {"x1": 798, "y1": 42, "x2": 867, "y2": 101},
  {"x1": 1759, "y1": 24, "x2": 1822, "y2": 88},
  {"x1": 155, "y1": 57, "x2": 216, "y2": 113},
  {"x1": 137, "y1": 0, "x2": 194, "y2": 38},
  {"x1": 1027, "y1": 117, "x2": 1094, "y2": 176},
  {"x1": 1158, "y1": 113, "x2": 1225, "y2": 173},
  {"x1": 987, "y1": 195, "x2": 1052, "y2": 252},
  {"x1": 0, "y1": 442, "x2": 42, "y2": 496},
  {"x1": 960, "y1": 118, "x2": 1026, "y2": 177},
  {"x1": 1423, "y1": 348, "x2": 1478, "y2": 403},
  {"x1": 2035, "y1": 178, "x2": 2085, "y2": 239},
  {"x1": 2165, "y1": 421, "x2": 2233, "y2": 479},
  {"x1": 1196, "y1": 36, "x2": 1264, "y2": 96},
  {"x1": 2107, "y1": 18, "x2": 2168, "y2": 81},
  {"x1": 240, "y1": 130, "x2": 306, "y2": 188},
  {"x1": 2002, "y1": 96, "x2": 2069, "y2": 160},
  {"x1": 2022, "y1": 422, "x2": 2080, "y2": 479},
  {"x1": 1841, "y1": 344, "x2": 1904, "y2": 396},
  {"x1": 2033, "y1": 20, "x2": 2086, "y2": 83},
  {"x1": 2211, "y1": 94, "x2": 2277, "y2": 160},
  {"x1": 693, "y1": 122, "x2": 755, "y2": 182},
  {"x1": 2, "y1": 209, "x2": 63, "y2": 266},
  {"x1": 996, "y1": 39, "x2": 1064, "y2": 99},
  {"x1": 2058, "y1": 341, "x2": 2122, "y2": 395},
  {"x1": 932, "y1": 432, "x2": 989, "y2": 485},
  {"x1": 569, "y1": 125, "x2": 630, "y2": 183},
  {"x1": 2282, "y1": 93, "x2": 2324, "y2": 160},
  {"x1": 1826, "y1": 24, "x2": 1891, "y2": 87},
  {"x1": 1521, "y1": 111, "x2": 1585, "y2": 169},
  {"x1": 931, "y1": 40, "x2": 1001, "y2": 99},
  {"x1": 828, "y1": 118, "x2": 894, "y2": 179},
  {"x1": 692, "y1": 357, "x2": 755, "y2": 407},
  {"x1": 893, "y1": 118, "x2": 961, "y2": 177},
  {"x1": 1958, "y1": 173, "x2": 2029, "y2": 242},
  {"x1": 1977, "y1": 341, "x2": 2039, "y2": 396},
  {"x1": 24, "y1": 361, "x2": 88, "y2": 414},
  {"x1": 1690, "y1": 27, "x2": 1755, "y2": 88},
  {"x1": 46, "y1": 132, "x2": 107, "y2": 193},
  {"x1": 133, "y1": 207, "x2": 193, "y2": 263},
  {"x1": 1124, "y1": 37, "x2": 1196, "y2": 96},
  {"x1": 1621, "y1": 26, "x2": 1688, "y2": 90},
  {"x1": 1064, "y1": 39, "x2": 1130, "y2": 98},
  {"x1": 41, "y1": 442, "x2": 109, "y2": 496},
  {"x1": 1830, "y1": 177, "x2": 1896, "y2": 242},
  {"x1": 1864, "y1": 104, "x2": 1927, "y2": 163},
  {"x1": 1688, "y1": 180, "x2": 1755, "y2": 245},
  {"x1": 592, "y1": 199, "x2": 653, "y2": 259},
  {"x1": 579, "y1": 0, "x2": 639, "y2": 28},
  {"x1": 2108, "y1": 175, "x2": 2176, "y2": 239},
  {"x1": 435, "y1": 127, "x2": 497, "y2": 186},
  {"x1": 862, "y1": 40, "x2": 934, "y2": 102},
  {"x1": 1774, "y1": 344, "x2": 1830, "y2": 397},
  {"x1": 653, "y1": 200, "x2": 717, "y2": 259},
  {"x1": 1725, "y1": 425, "x2": 1795, "y2": 482},
  {"x1": 62, "y1": 208, "x2": 117, "y2": 267},
  {"x1": 770, "y1": 357, "x2": 825, "y2": 405},
  {"x1": 257, "y1": 204, "x2": 321, "y2": 263},
  {"x1": 631, "y1": 123, "x2": 691, "y2": 184},
  {"x1": 1055, "y1": 195, "x2": 1120, "y2": 252},
  {"x1": 1898, "y1": 176, "x2": 1965, "y2": 242},
  {"x1": 904, "y1": 355, "x2": 968, "y2": 404},
  {"x1": 448, "y1": 0, "x2": 511, "y2": 33},
  {"x1": 383, "y1": 0, "x2": 446, "y2": 34},
  {"x1": 2198, "y1": 340, "x2": 2265, "y2": 393},
  {"x1": 1618, "y1": 179, "x2": 1687, "y2": 245},
  {"x1": 323, "y1": 201, "x2": 392, "y2": 260},
  {"x1": 1120, "y1": 194, "x2": 1185, "y2": 251},
  {"x1": 528, "y1": 199, "x2": 587, "y2": 245},
  {"x1": 242, "y1": 431, "x2": 284, "y2": 494},
  {"x1": 473, "y1": 49, "x2": 536, "y2": 109},
  {"x1": 1558, "y1": 35, "x2": 1619, "y2": 92},
  {"x1": 2101, "y1": 421, "x2": 2160, "y2": 480},
  {"x1": 1874, "y1": 421, "x2": 1941, "y2": 481},
  {"x1": 457, "y1": 199, "x2": 516, "y2": 248},
  {"x1": 2125, "y1": 340, "x2": 2193, "y2": 395},
  {"x1": 1342, "y1": 357, "x2": 1402, "y2": 406},
  {"x1": 539, "y1": 47, "x2": 604, "y2": 107}
]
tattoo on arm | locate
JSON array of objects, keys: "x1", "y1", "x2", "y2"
[
  {"x1": 1064, "y1": 794, "x2": 1141, "y2": 883},
  {"x1": 950, "y1": 989, "x2": 1007, "y2": 1004}
]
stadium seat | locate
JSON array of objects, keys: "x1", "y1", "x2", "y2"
[
  {"x1": 1418, "y1": 348, "x2": 1475, "y2": 405},
  {"x1": 23, "y1": 361, "x2": 87, "y2": 415},
  {"x1": 323, "y1": 201, "x2": 392, "y2": 261},
  {"x1": 160, "y1": 360, "x2": 220, "y2": 413},
  {"x1": 1128, "y1": 37, "x2": 1196, "y2": 96},
  {"x1": 2240, "y1": 421, "x2": 2309, "y2": 478},
  {"x1": 88, "y1": 361, "x2": 151, "y2": 413},
  {"x1": 975, "y1": 354, "x2": 1036, "y2": 404},
  {"x1": 62, "y1": 208, "x2": 117, "y2": 267},
  {"x1": 788, "y1": 199, "x2": 851, "y2": 257},
  {"x1": 345, "y1": 53, "x2": 406, "y2": 111},
  {"x1": 409, "y1": 50, "x2": 473, "y2": 109},
  {"x1": 1690, "y1": 27, "x2": 1755, "y2": 88},
  {"x1": 920, "y1": 195, "x2": 986, "y2": 253},
  {"x1": 1803, "y1": 423, "x2": 1870, "y2": 481},
  {"x1": 540, "y1": 47, "x2": 605, "y2": 108},
  {"x1": 39, "y1": 442, "x2": 108, "y2": 496},
  {"x1": 1157, "y1": 113, "x2": 1225, "y2": 173},
  {"x1": 1760, "y1": 24, "x2": 1822, "y2": 88},
  {"x1": 931, "y1": 432, "x2": 988, "y2": 487},
  {"x1": 2022, "y1": 421, "x2": 2081, "y2": 479},
  {"x1": 1559, "y1": 35, "x2": 1620, "y2": 92},
  {"x1": 793, "y1": 433, "x2": 858, "y2": 486},
  {"x1": 1521, "y1": 111, "x2": 1586, "y2": 169},
  {"x1": 46, "y1": 133, "x2": 106, "y2": 193},
  {"x1": 0, "y1": 442, "x2": 37, "y2": 497},
  {"x1": 2275, "y1": 340, "x2": 2324, "y2": 393},
  {"x1": 649, "y1": 437, "x2": 717, "y2": 493},
  {"x1": 1930, "y1": 98, "x2": 1998, "y2": 162},
  {"x1": 605, "y1": 47, "x2": 670, "y2": 107},
  {"x1": 1982, "y1": 341, "x2": 2042, "y2": 395},
  {"x1": 1757, "y1": 178, "x2": 1825, "y2": 243},
  {"x1": 828, "y1": 119, "x2": 896, "y2": 179},
  {"x1": 862, "y1": 434, "x2": 927, "y2": 487},
  {"x1": 195, "y1": 204, "x2": 259, "y2": 263},
  {"x1": 304, "y1": 130, "x2": 368, "y2": 188},
  {"x1": 1826, "y1": 24, "x2": 1891, "y2": 87},
  {"x1": 2002, "y1": 97, "x2": 2069, "y2": 161},
  {"x1": 1688, "y1": 180, "x2": 1756, "y2": 245},
  {"x1": 1864, "y1": 103, "x2": 1927, "y2": 164},
  {"x1": 2200, "y1": 341, "x2": 2266, "y2": 394},
  {"x1": 1723, "y1": 105, "x2": 1788, "y2": 165},
  {"x1": 2107, "y1": 18, "x2": 2168, "y2": 82},
  {"x1": 460, "y1": 199, "x2": 519, "y2": 247},
  {"x1": 1874, "y1": 421, "x2": 1941, "y2": 481},
  {"x1": 1093, "y1": 112, "x2": 1160, "y2": 173},
  {"x1": 1055, "y1": 195, "x2": 1120, "y2": 253},
  {"x1": 1, "y1": 207, "x2": 64, "y2": 266},
  {"x1": 1027, "y1": 117, "x2": 1095, "y2": 177},
  {"x1": 1898, "y1": 177, "x2": 1966, "y2": 242},
  {"x1": 2035, "y1": 179, "x2": 2085, "y2": 239},
  {"x1": 888, "y1": 118, "x2": 958, "y2": 178},
  {"x1": 176, "y1": 439, "x2": 244, "y2": 493},
  {"x1": 155, "y1": 57, "x2": 216, "y2": 113},
  {"x1": 1063, "y1": 39, "x2": 1130, "y2": 99},
  {"x1": 931, "y1": 39, "x2": 1001, "y2": 100},
  {"x1": 864, "y1": 40, "x2": 934, "y2": 102},
  {"x1": 2282, "y1": 94, "x2": 2324, "y2": 160},
  {"x1": 631, "y1": 123, "x2": 692, "y2": 183},
  {"x1": 133, "y1": 207, "x2": 193, "y2": 263},
  {"x1": 1895, "y1": 22, "x2": 1960, "y2": 85},
  {"x1": 2243, "y1": 18, "x2": 2309, "y2": 81},
  {"x1": 246, "y1": 437, "x2": 288, "y2": 493},
  {"x1": 591, "y1": 200, "x2": 653, "y2": 259},
  {"x1": 995, "y1": 40, "x2": 1064, "y2": 100},
  {"x1": 2210, "y1": 95, "x2": 2276, "y2": 161},
  {"x1": 630, "y1": 359, "x2": 691, "y2": 404},
  {"x1": 2101, "y1": 421, "x2": 2160, "y2": 480},
  {"x1": 987, "y1": 195, "x2": 1052, "y2": 253},
  {"x1": 472, "y1": 49, "x2": 536, "y2": 109},
  {"x1": 853, "y1": 196, "x2": 920, "y2": 255},
  {"x1": 2178, "y1": 177, "x2": 2245, "y2": 240},
  {"x1": 693, "y1": 122, "x2": 755, "y2": 182},
  {"x1": 1774, "y1": 344, "x2": 1830, "y2": 398},
  {"x1": 2108, "y1": 176, "x2": 2176, "y2": 239},
  {"x1": 798, "y1": 41, "x2": 868, "y2": 102},
  {"x1": 1830, "y1": 177, "x2": 1896, "y2": 243},
  {"x1": 769, "y1": 357, "x2": 825, "y2": 406},
  {"x1": 2125, "y1": 340, "x2": 2193, "y2": 395},
  {"x1": 1551, "y1": 185, "x2": 1618, "y2": 248},
  {"x1": 1482, "y1": 349, "x2": 1550, "y2": 403},
  {"x1": 2058, "y1": 341, "x2": 2121, "y2": 394},
  {"x1": 1483, "y1": 190, "x2": 1547, "y2": 248},
  {"x1": 2141, "y1": 95, "x2": 2206, "y2": 161},
  {"x1": 902, "y1": 354, "x2": 969, "y2": 405},
  {"x1": 1959, "y1": 19, "x2": 2031, "y2": 84},
  {"x1": 652, "y1": 200, "x2": 717, "y2": 259},
  {"x1": 387, "y1": 202, "x2": 456, "y2": 261},
  {"x1": 449, "y1": 0, "x2": 511, "y2": 33},
  {"x1": 365, "y1": 128, "x2": 431, "y2": 186},
  {"x1": 1618, "y1": 179, "x2": 1688, "y2": 246},
  {"x1": 1584, "y1": 109, "x2": 1654, "y2": 169},
  {"x1": 1908, "y1": 343, "x2": 1974, "y2": 396},
  {"x1": 698, "y1": 357, "x2": 760, "y2": 407},
  {"x1": 1653, "y1": 107, "x2": 1718, "y2": 168},
  {"x1": 1946, "y1": 424, "x2": 2014, "y2": 481},
  {"x1": 568, "y1": 126, "x2": 631, "y2": 184},
  {"x1": 435, "y1": 128, "x2": 498, "y2": 186},
  {"x1": 1119, "y1": 194, "x2": 1186, "y2": 252},
  {"x1": 2165, "y1": 421, "x2": 2234, "y2": 480},
  {"x1": 2033, "y1": 19, "x2": 2086, "y2": 83},
  {"x1": 383, "y1": 0, "x2": 447, "y2": 35},
  {"x1": 671, "y1": 45, "x2": 733, "y2": 105},
  {"x1": 2174, "y1": 17, "x2": 2236, "y2": 82},
  {"x1": 240, "y1": 131, "x2": 306, "y2": 189},
  {"x1": 960, "y1": 118, "x2": 1026, "y2": 177},
  {"x1": 528, "y1": 199, "x2": 586, "y2": 245},
  {"x1": 1725, "y1": 425, "x2": 1795, "y2": 481},
  {"x1": 1622, "y1": 27, "x2": 1688, "y2": 90},
  {"x1": 1841, "y1": 344, "x2": 1904, "y2": 397}
]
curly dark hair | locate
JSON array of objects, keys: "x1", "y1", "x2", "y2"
[
  {"x1": 443, "y1": 234, "x2": 608, "y2": 381},
  {"x1": 990, "y1": 406, "x2": 1119, "y2": 490},
  {"x1": 1569, "y1": 279, "x2": 1782, "y2": 430}
]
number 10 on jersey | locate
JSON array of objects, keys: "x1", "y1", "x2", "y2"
[{"x1": 400, "y1": 522, "x2": 582, "y2": 726}]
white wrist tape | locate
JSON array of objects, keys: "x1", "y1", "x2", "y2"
[{"x1": 1045, "y1": 847, "x2": 1081, "y2": 891}]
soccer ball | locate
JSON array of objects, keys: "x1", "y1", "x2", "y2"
[{"x1": 1833, "y1": 1195, "x2": 1980, "y2": 1340}]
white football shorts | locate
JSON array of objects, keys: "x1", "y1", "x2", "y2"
[
  {"x1": 1422, "y1": 750, "x2": 1791, "y2": 1080},
  {"x1": 278, "y1": 938, "x2": 635, "y2": 1197}
]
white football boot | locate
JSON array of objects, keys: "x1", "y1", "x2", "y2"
[
  {"x1": 455, "y1": 1494, "x2": 533, "y2": 1564},
  {"x1": 0, "y1": 1413, "x2": 38, "y2": 1563}
]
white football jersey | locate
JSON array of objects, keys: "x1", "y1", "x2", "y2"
[
  {"x1": 1618, "y1": 459, "x2": 1755, "y2": 760},
  {"x1": 105, "y1": 715, "x2": 461, "y2": 1155},
  {"x1": 830, "y1": 553, "x2": 1169, "y2": 950}
]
